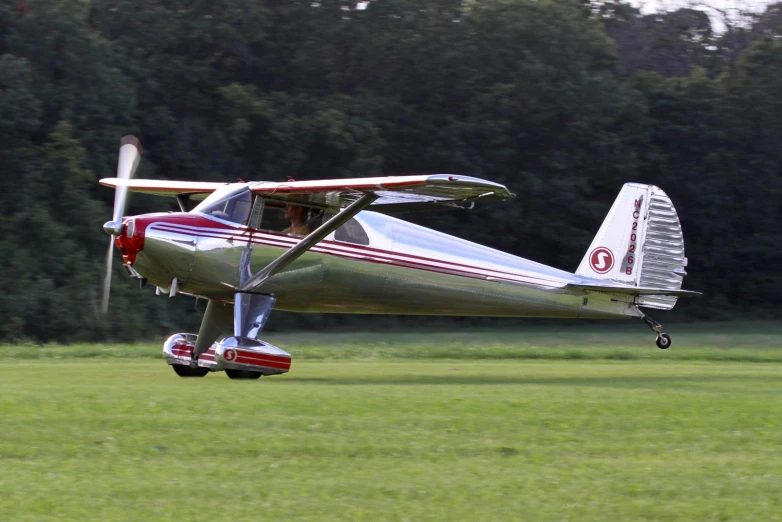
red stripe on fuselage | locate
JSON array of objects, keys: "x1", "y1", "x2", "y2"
[
  {"x1": 197, "y1": 217, "x2": 560, "y2": 284},
  {"x1": 160, "y1": 224, "x2": 548, "y2": 287},
  {"x1": 150, "y1": 219, "x2": 559, "y2": 289},
  {"x1": 156, "y1": 216, "x2": 553, "y2": 280}
]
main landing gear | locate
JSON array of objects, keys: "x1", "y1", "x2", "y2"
[
  {"x1": 172, "y1": 364, "x2": 210, "y2": 377},
  {"x1": 641, "y1": 314, "x2": 672, "y2": 349},
  {"x1": 225, "y1": 369, "x2": 263, "y2": 380},
  {"x1": 170, "y1": 364, "x2": 262, "y2": 379}
]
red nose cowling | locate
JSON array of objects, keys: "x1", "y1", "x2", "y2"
[{"x1": 115, "y1": 217, "x2": 145, "y2": 265}]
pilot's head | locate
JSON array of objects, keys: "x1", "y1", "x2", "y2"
[{"x1": 284, "y1": 204, "x2": 307, "y2": 221}]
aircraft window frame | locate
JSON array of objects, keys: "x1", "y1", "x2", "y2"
[
  {"x1": 191, "y1": 185, "x2": 253, "y2": 225},
  {"x1": 334, "y1": 217, "x2": 370, "y2": 246},
  {"x1": 247, "y1": 195, "x2": 264, "y2": 230},
  {"x1": 255, "y1": 200, "x2": 326, "y2": 236}
]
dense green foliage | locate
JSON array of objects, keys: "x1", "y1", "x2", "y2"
[{"x1": 0, "y1": 0, "x2": 780, "y2": 342}]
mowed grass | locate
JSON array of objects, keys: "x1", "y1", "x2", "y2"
[
  {"x1": 3, "y1": 321, "x2": 782, "y2": 362},
  {"x1": 1, "y1": 326, "x2": 782, "y2": 521}
]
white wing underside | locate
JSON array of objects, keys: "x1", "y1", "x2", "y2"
[{"x1": 99, "y1": 174, "x2": 514, "y2": 211}]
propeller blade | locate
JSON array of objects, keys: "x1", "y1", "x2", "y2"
[
  {"x1": 104, "y1": 136, "x2": 143, "y2": 236},
  {"x1": 101, "y1": 238, "x2": 114, "y2": 314},
  {"x1": 102, "y1": 136, "x2": 143, "y2": 313}
]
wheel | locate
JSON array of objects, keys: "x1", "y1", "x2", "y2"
[
  {"x1": 656, "y1": 333, "x2": 672, "y2": 350},
  {"x1": 225, "y1": 369, "x2": 263, "y2": 380},
  {"x1": 172, "y1": 364, "x2": 209, "y2": 377}
]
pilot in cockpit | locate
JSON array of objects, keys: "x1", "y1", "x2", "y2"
[{"x1": 282, "y1": 205, "x2": 312, "y2": 236}]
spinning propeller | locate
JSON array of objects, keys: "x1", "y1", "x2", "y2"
[{"x1": 101, "y1": 136, "x2": 143, "y2": 313}]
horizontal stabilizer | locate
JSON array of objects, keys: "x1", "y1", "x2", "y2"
[{"x1": 568, "y1": 283, "x2": 701, "y2": 298}]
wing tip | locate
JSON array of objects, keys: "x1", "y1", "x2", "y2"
[{"x1": 425, "y1": 174, "x2": 514, "y2": 199}]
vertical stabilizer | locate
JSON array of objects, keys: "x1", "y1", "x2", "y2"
[{"x1": 576, "y1": 183, "x2": 687, "y2": 310}]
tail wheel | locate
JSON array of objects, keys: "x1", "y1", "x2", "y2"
[
  {"x1": 656, "y1": 333, "x2": 672, "y2": 350},
  {"x1": 226, "y1": 369, "x2": 263, "y2": 380},
  {"x1": 172, "y1": 365, "x2": 209, "y2": 377}
]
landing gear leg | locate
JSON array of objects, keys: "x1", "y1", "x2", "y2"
[{"x1": 641, "y1": 314, "x2": 672, "y2": 349}]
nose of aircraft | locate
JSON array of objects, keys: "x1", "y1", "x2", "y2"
[
  {"x1": 103, "y1": 220, "x2": 123, "y2": 236},
  {"x1": 115, "y1": 217, "x2": 145, "y2": 265}
]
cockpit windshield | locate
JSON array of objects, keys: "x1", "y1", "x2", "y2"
[{"x1": 192, "y1": 185, "x2": 253, "y2": 225}]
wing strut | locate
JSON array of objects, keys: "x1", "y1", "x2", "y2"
[
  {"x1": 175, "y1": 195, "x2": 190, "y2": 212},
  {"x1": 238, "y1": 192, "x2": 379, "y2": 292}
]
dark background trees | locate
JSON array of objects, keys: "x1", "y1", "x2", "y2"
[{"x1": 0, "y1": 0, "x2": 780, "y2": 342}]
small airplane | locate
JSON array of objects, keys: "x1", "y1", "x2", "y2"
[{"x1": 101, "y1": 136, "x2": 700, "y2": 379}]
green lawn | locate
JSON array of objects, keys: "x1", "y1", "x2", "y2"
[
  {"x1": 3, "y1": 321, "x2": 782, "y2": 362},
  {"x1": 2, "y1": 328, "x2": 782, "y2": 521}
]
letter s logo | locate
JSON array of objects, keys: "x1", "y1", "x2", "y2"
[{"x1": 589, "y1": 247, "x2": 614, "y2": 274}]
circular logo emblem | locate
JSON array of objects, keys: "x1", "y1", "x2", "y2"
[
  {"x1": 589, "y1": 247, "x2": 614, "y2": 274},
  {"x1": 223, "y1": 349, "x2": 237, "y2": 362}
]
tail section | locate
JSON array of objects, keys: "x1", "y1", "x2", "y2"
[{"x1": 576, "y1": 183, "x2": 688, "y2": 310}]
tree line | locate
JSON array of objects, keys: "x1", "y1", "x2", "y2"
[{"x1": 0, "y1": 0, "x2": 780, "y2": 342}]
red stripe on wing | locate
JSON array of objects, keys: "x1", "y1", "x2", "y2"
[{"x1": 251, "y1": 176, "x2": 430, "y2": 194}]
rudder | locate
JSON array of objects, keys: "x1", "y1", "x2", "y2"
[{"x1": 575, "y1": 183, "x2": 688, "y2": 310}]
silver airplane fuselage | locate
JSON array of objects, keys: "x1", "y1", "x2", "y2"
[
  {"x1": 100, "y1": 139, "x2": 691, "y2": 375},
  {"x1": 117, "y1": 208, "x2": 641, "y2": 321}
]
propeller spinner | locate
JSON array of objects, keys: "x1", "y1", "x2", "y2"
[{"x1": 101, "y1": 136, "x2": 143, "y2": 313}]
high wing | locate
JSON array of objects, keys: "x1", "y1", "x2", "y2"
[
  {"x1": 249, "y1": 174, "x2": 513, "y2": 211},
  {"x1": 99, "y1": 174, "x2": 513, "y2": 211},
  {"x1": 99, "y1": 178, "x2": 229, "y2": 200}
]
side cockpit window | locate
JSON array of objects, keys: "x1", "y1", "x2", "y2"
[
  {"x1": 257, "y1": 203, "x2": 324, "y2": 236},
  {"x1": 335, "y1": 218, "x2": 369, "y2": 246},
  {"x1": 193, "y1": 187, "x2": 253, "y2": 225}
]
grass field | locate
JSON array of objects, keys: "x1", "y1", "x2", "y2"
[{"x1": 2, "y1": 324, "x2": 782, "y2": 521}]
